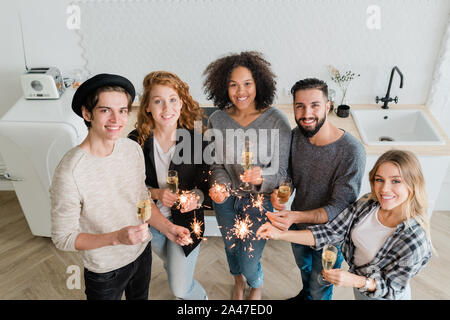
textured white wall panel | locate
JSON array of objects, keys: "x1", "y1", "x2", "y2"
[
  {"x1": 429, "y1": 17, "x2": 450, "y2": 137},
  {"x1": 428, "y1": 17, "x2": 450, "y2": 211},
  {"x1": 73, "y1": 0, "x2": 450, "y2": 104}
]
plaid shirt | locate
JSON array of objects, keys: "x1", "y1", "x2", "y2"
[{"x1": 308, "y1": 194, "x2": 432, "y2": 299}]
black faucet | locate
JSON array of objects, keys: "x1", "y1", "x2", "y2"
[{"x1": 376, "y1": 66, "x2": 403, "y2": 109}]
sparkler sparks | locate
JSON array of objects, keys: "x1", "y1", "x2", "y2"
[
  {"x1": 190, "y1": 215, "x2": 204, "y2": 239},
  {"x1": 209, "y1": 172, "x2": 269, "y2": 258},
  {"x1": 176, "y1": 190, "x2": 199, "y2": 212},
  {"x1": 231, "y1": 214, "x2": 254, "y2": 240},
  {"x1": 252, "y1": 193, "x2": 265, "y2": 214},
  {"x1": 178, "y1": 193, "x2": 189, "y2": 206},
  {"x1": 211, "y1": 182, "x2": 228, "y2": 195},
  {"x1": 175, "y1": 191, "x2": 205, "y2": 243}
]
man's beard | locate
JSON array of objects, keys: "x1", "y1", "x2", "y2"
[{"x1": 295, "y1": 112, "x2": 326, "y2": 138}]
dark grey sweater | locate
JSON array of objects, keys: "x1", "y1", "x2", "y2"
[
  {"x1": 290, "y1": 127, "x2": 366, "y2": 226},
  {"x1": 207, "y1": 107, "x2": 292, "y2": 195}
]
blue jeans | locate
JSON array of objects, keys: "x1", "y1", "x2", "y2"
[
  {"x1": 291, "y1": 225, "x2": 344, "y2": 300},
  {"x1": 150, "y1": 224, "x2": 207, "y2": 300},
  {"x1": 84, "y1": 241, "x2": 152, "y2": 300},
  {"x1": 213, "y1": 194, "x2": 273, "y2": 289}
]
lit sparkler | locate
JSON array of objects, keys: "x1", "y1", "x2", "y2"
[
  {"x1": 211, "y1": 182, "x2": 229, "y2": 195},
  {"x1": 209, "y1": 172, "x2": 268, "y2": 257},
  {"x1": 251, "y1": 193, "x2": 265, "y2": 214},
  {"x1": 178, "y1": 191, "x2": 189, "y2": 208},
  {"x1": 190, "y1": 215, "x2": 204, "y2": 239},
  {"x1": 231, "y1": 214, "x2": 254, "y2": 240},
  {"x1": 177, "y1": 190, "x2": 199, "y2": 212}
]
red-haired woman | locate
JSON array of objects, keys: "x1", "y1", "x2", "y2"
[{"x1": 128, "y1": 71, "x2": 210, "y2": 300}]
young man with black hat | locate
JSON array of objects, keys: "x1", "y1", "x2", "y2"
[{"x1": 50, "y1": 73, "x2": 192, "y2": 300}]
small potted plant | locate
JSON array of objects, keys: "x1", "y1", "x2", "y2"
[{"x1": 328, "y1": 65, "x2": 360, "y2": 117}]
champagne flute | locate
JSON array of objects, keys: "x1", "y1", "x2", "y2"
[
  {"x1": 137, "y1": 199, "x2": 152, "y2": 222},
  {"x1": 239, "y1": 139, "x2": 254, "y2": 192},
  {"x1": 277, "y1": 177, "x2": 292, "y2": 204},
  {"x1": 167, "y1": 170, "x2": 179, "y2": 194},
  {"x1": 317, "y1": 244, "x2": 338, "y2": 286},
  {"x1": 167, "y1": 170, "x2": 179, "y2": 208}
]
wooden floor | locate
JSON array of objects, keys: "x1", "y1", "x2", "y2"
[{"x1": 0, "y1": 190, "x2": 449, "y2": 300}]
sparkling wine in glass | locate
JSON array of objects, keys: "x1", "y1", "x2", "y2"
[
  {"x1": 318, "y1": 244, "x2": 338, "y2": 286},
  {"x1": 277, "y1": 177, "x2": 292, "y2": 204},
  {"x1": 239, "y1": 139, "x2": 254, "y2": 192},
  {"x1": 241, "y1": 150, "x2": 254, "y2": 171},
  {"x1": 167, "y1": 170, "x2": 179, "y2": 194},
  {"x1": 137, "y1": 199, "x2": 152, "y2": 222}
]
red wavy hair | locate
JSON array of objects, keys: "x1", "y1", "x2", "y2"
[{"x1": 135, "y1": 71, "x2": 206, "y2": 146}]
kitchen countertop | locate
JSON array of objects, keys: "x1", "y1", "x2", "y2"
[
  {"x1": 125, "y1": 104, "x2": 450, "y2": 156},
  {"x1": 277, "y1": 103, "x2": 450, "y2": 156}
]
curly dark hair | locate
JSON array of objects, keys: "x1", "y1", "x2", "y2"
[{"x1": 202, "y1": 51, "x2": 277, "y2": 110}]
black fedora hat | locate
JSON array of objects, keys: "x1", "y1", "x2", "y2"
[{"x1": 71, "y1": 73, "x2": 136, "y2": 117}]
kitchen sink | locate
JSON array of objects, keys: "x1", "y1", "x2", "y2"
[{"x1": 351, "y1": 109, "x2": 445, "y2": 146}]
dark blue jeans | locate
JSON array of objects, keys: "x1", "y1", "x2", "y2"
[
  {"x1": 84, "y1": 242, "x2": 152, "y2": 300},
  {"x1": 290, "y1": 224, "x2": 344, "y2": 300}
]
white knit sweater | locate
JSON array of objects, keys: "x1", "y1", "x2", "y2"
[{"x1": 50, "y1": 138, "x2": 151, "y2": 273}]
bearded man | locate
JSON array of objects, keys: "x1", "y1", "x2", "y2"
[{"x1": 267, "y1": 78, "x2": 366, "y2": 300}]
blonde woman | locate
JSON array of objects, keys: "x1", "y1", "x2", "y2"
[
  {"x1": 128, "y1": 71, "x2": 210, "y2": 300},
  {"x1": 257, "y1": 150, "x2": 432, "y2": 300}
]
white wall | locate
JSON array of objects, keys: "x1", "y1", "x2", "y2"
[
  {"x1": 0, "y1": 1, "x2": 26, "y2": 118},
  {"x1": 65, "y1": 0, "x2": 449, "y2": 105},
  {"x1": 0, "y1": 1, "x2": 80, "y2": 116},
  {"x1": 1, "y1": 0, "x2": 450, "y2": 206},
  {"x1": 0, "y1": 0, "x2": 83, "y2": 189},
  {"x1": 1, "y1": 0, "x2": 448, "y2": 112},
  {"x1": 0, "y1": 1, "x2": 26, "y2": 189},
  {"x1": 428, "y1": 17, "x2": 450, "y2": 211}
]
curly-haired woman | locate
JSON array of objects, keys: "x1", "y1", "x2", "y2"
[
  {"x1": 203, "y1": 51, "x2": 291, "y2": 300},
  {"x1": 128, "y1": 71, "x2": 210, "y2": 300}
]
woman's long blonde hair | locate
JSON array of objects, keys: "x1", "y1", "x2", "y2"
[
  {"x1": 368, "y1": 150, "x2": 432, "y2": 243},
  {"x1": 135, "y1": 71, "x2": 206, "y2": 146}
]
